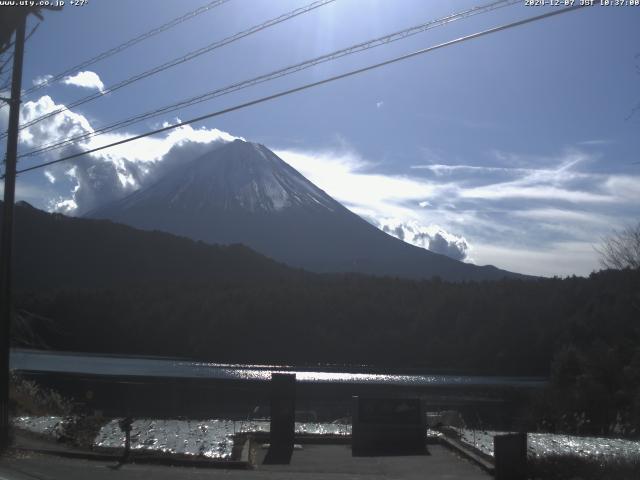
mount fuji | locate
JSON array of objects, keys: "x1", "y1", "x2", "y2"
[{"x1": 87, "y1": 139, "x2": 520, "y2": 281}]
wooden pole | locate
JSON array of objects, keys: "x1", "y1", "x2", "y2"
[{"x1": 0, "y1": 10, "x2": 26, "y2": 451}]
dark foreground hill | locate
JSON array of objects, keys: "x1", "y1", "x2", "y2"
[{"x1": 4, "y1": 201, "x2": 292, "y2": 291}]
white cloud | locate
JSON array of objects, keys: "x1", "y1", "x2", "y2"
[
  {"x1": 49, "y1": 198, "x2": 78, "y2": 214},
  {"x1": 62, "y1": 71, "x2": 105, "y2": 92},
  {"x1": 44, "y1": 171, "x2": 56, "y2": 183},
  {"x1": 459, "y1": 184, "x2": 613, "y2": 203},
  {"x1": 512, "y1": 208, "x2": 610, "y2": 226},
  {"x1": 412, "y1": 153, "x2": 620, "y2": 204},
  {"x1": 410, "y1": 152, "x2": 640, "y2": 207},
  {"x1": 603, "y1": 175, "x2": 640, "y2": 203},
  {"x1": 276, "y1": 148, "x2": 435, "y2": 220},
  {"x1": 578, "y1": 139, "x2": 612, "y2": 146},
  {"x1": 87, "y1": 119, "x2": 242, "y2": 164},
  {"x1": 377, "y1": 218, "x2": 471, "y2": 262},
  {"x1": 20, "y1": 95, "x2": 93, "y2": 147},
  {"x1": 455, "y1": 154, "x2": 615, "y2": 204},
  {"x1": 32, "y1": 74, "x2": 53, "y2": 87},
  {"x1": 18, "y1": 96, "x2": 242, "y2": 215}
]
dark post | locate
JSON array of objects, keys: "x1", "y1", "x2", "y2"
[
  {"x1": 351, "y1": 396, "x2": 426, "y2": 456},
  {"x1": 494, "y1": 432, "x2": 527, "y2": 480},
  {"x1": 118, "y1": 416, "x2": 133, "y2": 464},
  {"x1": 263, "y1": 373, "x2": 295, "y2": 464},
  {"x1": 0, "y1": 11, "x2": 27, "y2": 451}
]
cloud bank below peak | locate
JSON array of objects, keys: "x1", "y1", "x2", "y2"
[{"x1": 379, "y1": 218, "x2": 471, "y2": 262}]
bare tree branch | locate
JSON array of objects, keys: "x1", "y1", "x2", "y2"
[{"x1": 596, "y1": 222, "x2": 640, "y2": 270}]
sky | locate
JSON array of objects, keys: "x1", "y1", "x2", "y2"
[{"x1": 1, "y1": 0, "x2": 639, "y2": 277}]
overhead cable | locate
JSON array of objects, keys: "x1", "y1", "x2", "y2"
[
  {"x1": 12, "y1": 4, "x2": 589, "y2": 177},
  {"x1": 21, "y1": 0, "x2": 519, "y2": 157},
  {"x1": 21, "y1": 0, "x2": 231, "y2": 97},
  {"x1": 8, "y1": 0, "x2": 336, "y2": 137}
]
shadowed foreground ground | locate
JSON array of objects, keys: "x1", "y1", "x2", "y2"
[{"x1": 0, "y1": 445, "x2": 489, "y2": 479}]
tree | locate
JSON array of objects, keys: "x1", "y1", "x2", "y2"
[{"x1": 597, "y1": 222, "x2": 640, "y2": 270}]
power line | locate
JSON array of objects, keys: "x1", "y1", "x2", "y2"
[
  {"x1": 21, "y1": 0, "x2": 231, "y2": 97},
  {"x1": 5, "y1": 0, "x2": 336, "y2": 139},
  {"x1": 0, "y1": 77, "x2": 11, "y2": 93},
  {"x1": 12, "y1": 4, "x2": 588, "y2": 177},
  {"x1": 2, "y1": 22, "x2": 39, "y2": 71},
  {"x1": 0, "y1": 23, "x2": 38, "y2": 96},
  {"x1": 0, "y1": 55, "x2": 14, "y2": 76},
  {"x1": 21, "y1": 0, "x2": 519, "y2": 158}
]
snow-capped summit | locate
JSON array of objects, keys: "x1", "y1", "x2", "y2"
[
  {"x1": 155, "y1": 140, "x2": 337, "y2": 213},
  {"x1": 109, "y1": 139, "x2": 337, "y2": 215},
  {"x1": 88, "y1": 140, "x2": 521, "y2": 281}
]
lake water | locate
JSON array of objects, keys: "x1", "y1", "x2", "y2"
[{"x1": 10, "y1": 348, "x2": 546, "y2": 388}]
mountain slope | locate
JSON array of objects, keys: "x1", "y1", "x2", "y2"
[
  {"x1": 87, "y1": 139, "x2": 522, "y2": 281},
  {"x1": 4, "y1": 201, "x2": 290, "y2": 291}
]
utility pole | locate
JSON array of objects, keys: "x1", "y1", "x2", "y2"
[{"x1": 0, "y1": 9, "x2": 27, "y2": 451}]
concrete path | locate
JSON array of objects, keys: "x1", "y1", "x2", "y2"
[{"x1": 0, "y1": 445, "x2": 490, "y2": 479}]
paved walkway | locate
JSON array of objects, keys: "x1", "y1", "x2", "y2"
[{"x1": 0, "y1": 444, "x2": 490, "y2": 479}]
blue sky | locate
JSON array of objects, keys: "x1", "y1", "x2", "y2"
[{"x1": 1, "y1": 0, "x2": 639, "y2": 276}]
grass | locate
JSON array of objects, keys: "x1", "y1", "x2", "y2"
[
  {"x1": 9, "y1": 372, "x2": 72, "y2": 417},
  {"x1": 9, "y1": 372, "x2": 108, "y2": 449},
  {"x1": 62, "y1": 415, "x2": 109, "y2": 449}
]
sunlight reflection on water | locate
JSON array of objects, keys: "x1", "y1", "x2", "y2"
[{"x1": 10, "y1": 350, "x2": 545, "y2": 387}]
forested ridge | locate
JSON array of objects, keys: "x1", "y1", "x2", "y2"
[{"x1": 14, "y1": 269, "x2": 639, "y2": 375}]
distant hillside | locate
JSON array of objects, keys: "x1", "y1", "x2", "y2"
[{"x1": 2, "y1": 201, "x2": 292, "y2": 291}]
